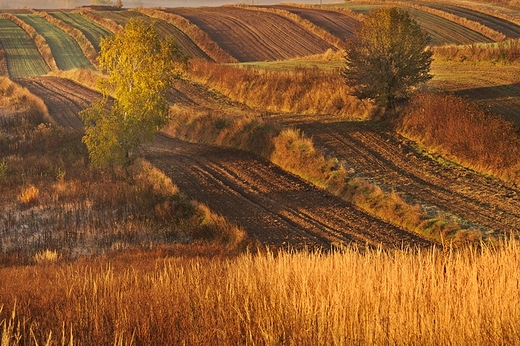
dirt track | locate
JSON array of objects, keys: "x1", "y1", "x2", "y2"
[
  {"x1": 19, "y1": 76, "x2": 434, "y2": 249},
  {"x1": 15, "y1": 76, "x2": 101, "y2": 129},
  {"x1": 280, "y1": 117, "x2": 520, "y2": 235}
]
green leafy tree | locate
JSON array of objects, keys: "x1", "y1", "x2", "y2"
[
  {"x1": 80, "y1": 19, "x2": 185, "y2": 167},
  {"x1": 343, "y1": 7, "x2": 433, "y2": 109}
]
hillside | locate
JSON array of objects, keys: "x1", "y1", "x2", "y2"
[{"x1": 1, "y1": 1, "x2": 520, "y2": 252}]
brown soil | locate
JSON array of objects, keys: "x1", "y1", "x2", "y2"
[
  {"x1": 19, "y1": 76, "x2": 434, "y2": 249},
  {"x1": 143, "y1": 133, "x2": 433, "y2": 249},
  {"x1": 15, "y1": 76, "x2": 101, "y2": 129},
  {"x1": 268, "y1": 5, "x2": 361, "y2": 41},
  {"x1": 165, "y1": 6, "x2": 333, "y2": 62},
  {"x1": 425, "y1": 3, "x2": 520, "y2": 38},
  {"x1": 280, "y1": 116, "x2": 520, "y2": 236}
]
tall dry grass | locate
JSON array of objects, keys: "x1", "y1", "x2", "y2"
[
  {"x1": 134, "y1": 7, "x2": 237, "y2": 63},
  {"x1": 433, "y1": 39, "x2": 520, "y2": 64},
  {"x1": 1, "y1": 241, "x2": 520, "y2": 345},
  {"x1": 0, "y1": 13, "x2": 58, "y2": 71},
  {"x1": 187, "y1": 59, "x2": 374, "y2": 119},
  {"x1": 164, "y1": 107, "x2": 478, "y2": 244},
  {"x1": 31, "y1": 10, "x2": 98, "y2": 67},
  {"x1": 398, "y1": 92, "x2": 520, "y2": 183}
]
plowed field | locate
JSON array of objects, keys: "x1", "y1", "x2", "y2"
[
  {"x1": 15, "y1": 76, "x2": 101, "y2": 129},
  {"x1": 335, "y1": 3, "x2": 493, "y2": 45},
  {"x1": 269, "y1": 5, "x2": 361, "y2": 41},
  {"x1": 19, "y1": 76, "x2": 433, "y2": 249},
  {"x1": 165, "y1": 6, "x2": 333, "y2": 62},
  {"x1": 279, "y1": 116, "x2": 520, "y2": 236},
  {"x1": 0, "y1": 17, "x2": 50, "y2": 78},
  {"x1": 16, "y1": 14, "x2": 92, "y2": 70},
  {"x1": 424, "y1": 3, "x2": 520, "y2": 38}
]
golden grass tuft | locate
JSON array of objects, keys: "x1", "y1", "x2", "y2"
[
  {"x1": 33, "y1": 249, "x2": 59, "y2": 264},
  {"x1": 2, "y1": 241, "x2": 520, "y2": 344},
  {"x1": 17, "y1": 184, "x2": 39, "y2": 206},
  {"x1": 187, "y1": 59, "x2": 375, "y2": 119}
]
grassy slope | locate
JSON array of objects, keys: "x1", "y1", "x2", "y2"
[
  {"x1": 0, "y1": 17, "x2": 50, "y2": 78},
  {"x1": 16, "y1": 14, "x2": 92, "y2": 71},
  {"x1": 50, "y1": 11, "x2": 112, "y2": 52}
]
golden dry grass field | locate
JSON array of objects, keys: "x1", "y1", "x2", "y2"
[{"x1": 2, "y1": 1, "x2": 520, "y2": 344}]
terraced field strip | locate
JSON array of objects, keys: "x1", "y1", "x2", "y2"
[
  {"x1": 166, "y1": 7, "x2": 333, "y2": 62},
  {"x1": 93, "y1": 9, "x2": 149, "y2": 27},
  {"x1": 50, "y1": 11, "x2": 112, "y2": 52},
  {"x1": 0, "y1": 17, "x2": 50, "y2": 78},
  {"x1": 334, "y1": 2, "x2": 493, "y2": 45},
  {"x1": 19, "y1": 76, "x2": 433, "y2": 249},
  {"x1": 424, "y1": 3, "x2": 520, "y2": 39},
  {"x1": 271, "y1": 5, "x2": 361, "y2": 41},
  {"x1": 279, "y1": 117, "x2": 520, "y2": 237},
  {"x1": 16, "y1": 14, "x2": 92, "y2": 71},
  {"x1": 403, "y1": 8, "x2": 492, "y2": 45}
]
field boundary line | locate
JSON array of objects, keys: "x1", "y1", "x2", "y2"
[{"x1": 0, "y1": 13, "x2": 58, "y2": 71}]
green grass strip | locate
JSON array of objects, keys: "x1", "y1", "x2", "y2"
[
  {"x1": 16, "y1": 14, "x2": 92, "y2": 71},
  {"x1": 50, "y1": 11, "x2": 112, "y2": 52},
  {"x1": 0, "y1": 17, "x2": 50, "y2": 78}
]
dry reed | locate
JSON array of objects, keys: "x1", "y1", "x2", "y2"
[
  {"x1": 1, "y1": 241, "x2": 520, "y2": 345},
  {"x1": 187, "y1": 59, "x2": 374, "y2": 119}
]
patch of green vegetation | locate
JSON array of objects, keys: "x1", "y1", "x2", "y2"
[
  {"x1": 0, "y1": 17, "x2": 50, "y2": 77},
  {"x1": 16, "y1": 14, "x2": 92, "y2": 70}
]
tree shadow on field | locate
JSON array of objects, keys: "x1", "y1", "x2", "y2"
[{"x1": 452, "y1": 82, "x2": 520, "y2": 128}]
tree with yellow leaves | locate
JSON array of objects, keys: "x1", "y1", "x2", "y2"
[{"x1": 80, "y1": 19, "x2": 185, "y2": 167}]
